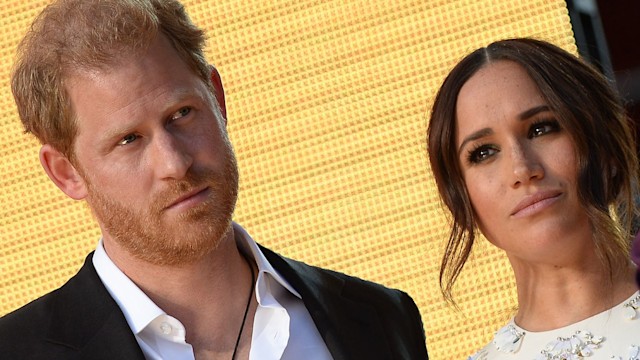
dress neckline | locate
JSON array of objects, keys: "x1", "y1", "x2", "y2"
[{"x1": 491, "y1": 291, "x2": 640, "y2": 357}]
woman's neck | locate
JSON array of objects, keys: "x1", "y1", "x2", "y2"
[{"x1": 510, "y1": 257, "x2": 637, "y2": 331}]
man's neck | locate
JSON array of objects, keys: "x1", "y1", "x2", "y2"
[{"x1": 102, "y1": 228, "x2": 257, "y2": 357}]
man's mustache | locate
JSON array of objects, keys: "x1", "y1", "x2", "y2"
[{"x1": 152, "y1": 168, "x2": 218, "y2": 213}]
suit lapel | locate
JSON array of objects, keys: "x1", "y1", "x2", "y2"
[
  {"x1": 45, "y1": 253, "x2": 145, "y2": 360},
  {"x1": 261, "y1": 245, "x2": 392, "y2": 360},
  {"x1": 42, "y1": 246, "x2": 393, "y2": 359}
]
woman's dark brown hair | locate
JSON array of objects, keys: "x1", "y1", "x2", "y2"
[{"x1": 427, "y1": 38, "x2": 639, "y2": 303}]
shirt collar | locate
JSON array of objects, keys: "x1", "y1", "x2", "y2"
[
  {"x1": 92, "y1": 239, "x2": 164, "y2": 335},
  {"x1": 233, "y1": 222, "x2": 302, "y2": 300},
  {"x1": 92, "y1": 222, "x2": 301, "y2": 335}
]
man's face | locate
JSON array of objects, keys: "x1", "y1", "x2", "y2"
[{"x1": 66, "y1": 35, "x2": 238, "y2": 266}]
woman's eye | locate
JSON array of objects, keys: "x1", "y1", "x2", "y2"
[
  {"x1": 467, "y1": 145, "x2": 497, "y2": 164},
  {"x1": 529, "y1": 120, "x2": 560, "y2": 138},
  {"x1": 171, "y1": 107, "x2": 191, "y2": 121},
  {"x1": 118, "y1": 134, "x2": 138, "y2": 146}
]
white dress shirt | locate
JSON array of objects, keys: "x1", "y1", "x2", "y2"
[{"x1": 93, "y1": 223, "x2": 332, "y2": 360}]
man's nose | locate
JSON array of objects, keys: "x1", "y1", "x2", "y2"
[{"x1": 151, "y1": 131, "x2": 193, "y2": 180}]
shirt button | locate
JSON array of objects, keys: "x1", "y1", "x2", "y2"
[{"x1": 160, "y1": 322, "x2": 173, "y2": 335}]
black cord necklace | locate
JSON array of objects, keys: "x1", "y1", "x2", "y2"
[{"x1": 231, "y1": 252, "x2": 255, "y2": 360}]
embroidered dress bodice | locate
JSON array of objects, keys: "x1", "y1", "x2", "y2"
[{"x1": 470, "y1": 291, "x2": 640, "y2": 360}]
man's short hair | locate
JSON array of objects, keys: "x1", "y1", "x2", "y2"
[{"x1": 12, "y1": 0, "x2": 211, "y2": 160}]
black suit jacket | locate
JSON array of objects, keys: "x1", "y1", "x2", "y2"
[{"x1": 0, "y1": 246, "x2": 428, "y2": 359}]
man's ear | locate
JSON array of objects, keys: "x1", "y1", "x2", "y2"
[
  {"x1": 210, "y1": 65, "x2": 227, "y2": 124},
  {"x1": 39, "y1": 144, "x2": 88, "y2": 200}
]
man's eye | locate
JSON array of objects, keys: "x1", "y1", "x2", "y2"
[
  {"x1": 171, "y1": 107, "x2": 191, "y2": 121},
  {"x1": 118, "y1": 134, "x2": 138, "y2": 145}
]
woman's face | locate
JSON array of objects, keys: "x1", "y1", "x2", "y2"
[{"x1": 455, "y1": 60, "x2": 592, "y2": 265}]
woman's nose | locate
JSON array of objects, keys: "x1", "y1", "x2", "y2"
[{"x1": 510, "y1": 143, "x2": 544, "y2": 188}]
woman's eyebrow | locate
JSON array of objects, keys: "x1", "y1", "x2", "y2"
[
  {"x1": 519, "y1": 105, "x2": 550, "y2": 120},
  {"x1": 458, "y1": 127, "x2": 493, "y2": 154}
]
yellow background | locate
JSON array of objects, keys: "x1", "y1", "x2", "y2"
[{"x1": 0, "y1": 0, "x2": 575, "y2": 358}]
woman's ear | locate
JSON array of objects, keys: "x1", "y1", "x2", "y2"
[
  {"x1": 39, "y1": 144, "x2": 88, "y2": 200},
  {"x1": 210, "y1": 65, "x2": 227, "y2": 124}
]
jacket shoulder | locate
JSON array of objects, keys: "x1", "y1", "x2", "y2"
[
  {"x1": 264, "y1": 244, "x2": 415, "y2": 306},
  {"x1": 0, "y1": 281, "x2": 70, "y2": 358},
  {"x1": 0, "y1": 253, "x2": 126, "y2": 359},
  {"x1": 260, "y1": 244, "x2": 428, "y2": 359}
]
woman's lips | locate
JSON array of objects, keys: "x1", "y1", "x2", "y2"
[{"x1": 511, "y1": 190, "x2": 562, "y2": 218}]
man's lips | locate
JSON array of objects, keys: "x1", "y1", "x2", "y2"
[
  {"x1": 510, "y1": 190, "x2": 562, "y2": 217},
  {"x1": 164, "y1": 186, "x2": 210, "y2": 211}
]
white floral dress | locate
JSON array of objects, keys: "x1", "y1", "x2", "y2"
[{"x1": 469, "y1": 291, "x2": 640, "y2": 360}]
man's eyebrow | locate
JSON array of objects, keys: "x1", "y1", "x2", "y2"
[
  {"x1": 99, "y1": 123, "x2": 137, "y2": 150},
  {"x1": 99, "y1": 87, "x2": 206, "y2": 143}
]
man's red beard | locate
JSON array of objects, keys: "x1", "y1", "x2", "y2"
[{"x1": 84, "y1": 147, "x2": 239, "y2": 266}]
